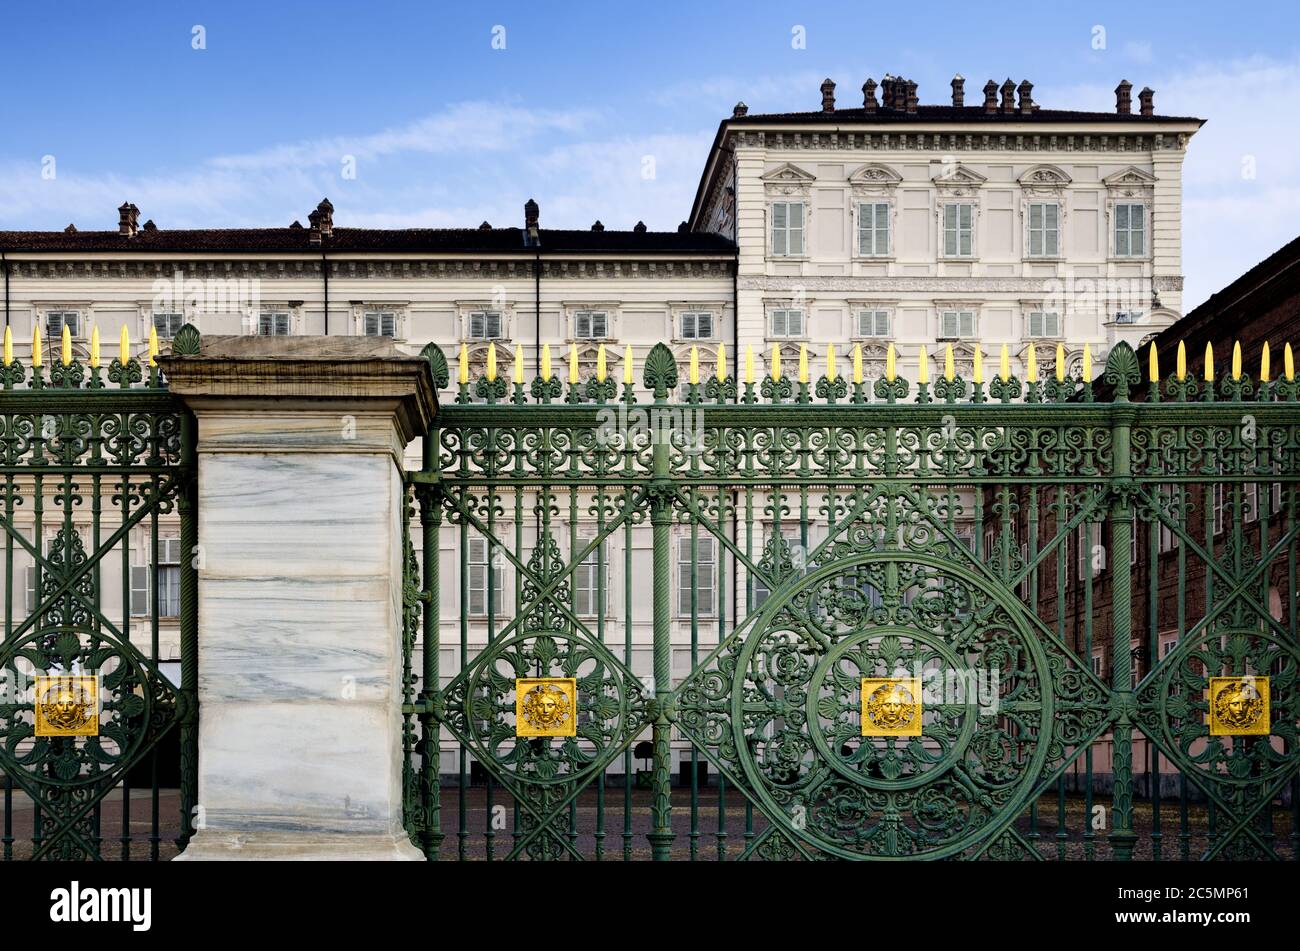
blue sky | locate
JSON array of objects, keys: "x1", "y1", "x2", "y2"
[{"x1": 2, "y1": 0, "x2": 1298, "y2": 308}]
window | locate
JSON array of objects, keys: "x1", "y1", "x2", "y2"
[
  {"x1": 131, "y1": 538, "x2": 181, "y2": 617},
  {"x1": 770, "y1": 201, "x2": 805, "y2": 256},
  {"x1": 152, "y1": 312, "x2": 185, "y2": 338},
  {"x1": 257, "y1": 311, "x2": 291, "y2": 336},
  {"x1": 24, "y1": 565, "x2": 37, "y2": 614},
  {"x1": 1027, "y1": 203, "x2": 1060, "y2": 257},
  {"x1": 940, "y1": 310, "x2": 976, "y2": 340},
  {"x1": 680, "y1": 312, "x2": 714, "y2": 340},
  {"x1": 942, "y1": 203, "x2": 974, "y2": 257},
  {"x1": 467, "y1": 311, "x2": 502, "y2": 340},
  {"x1": 676, "y1": 535, "x2": 716, "y2": 616},
  {"x1": 1078, "y1": 522, "x2": 1101, "y2": 580},
  {"x1": 1114, "y1": 311, "x2": 1141, "y2": 325},
  {"x1": 1158, "y1": 484, "x2": 1179, "y2": 552},
  {"x1": 770, "y1": 308, "x2": 805, "y2": 338},
  {"x1": 857, "y1": 202, "x2": 889, "y2": 256},
  {"x1": 466, "y1": 536, "x2": 506, "y2": 617},
  {"x1": 1091, "y1": 654, "x2": 1103, "y2": 677},
  {"x1": 1160, "y1": 638, "x2": 1177, "y2": 660},
  {"x1": 856, "y1": 310, "x2": 890, "y2": 338},
  {"x1": 364, "y1": 310, "x2": 397, "y2": 338},
  {"x1": 1114, "y1": 203, "x2": 1146, "y2": 257},
  {"x1": 46, "y1": 310, "x2": 81, "y2": 338},
  {"x1": 1213, "y1": 483, "x2": 1226, "y2": 536},
  {"x1": 574, "y1": 535, "x2": 608, "y2": 617},
  {"x1": 1027, "y1": 311, "x2": 1061, "y2": 339},
  {"x1": 574, "y1": 311, "x2": 609, "y2": 340}
]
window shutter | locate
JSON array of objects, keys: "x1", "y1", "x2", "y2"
[
  {"x1": 875, "y1": 204, "x2": 889, "y2": 254},
  {"x1": 25, "y1": 566, "x2": 36, "y2": 613},
  {"x1": 1045, "y1": 204, "x2": 1059, "y2": 256},
  {"x1": 858, "y1": 204, "x2": 870, "y2": 255},
  {"x1": 961, "y1": 312, "x2": 974, "y2": 337},
  {"x1": 941, "y1": 312, "x2": 956, "y2": 338},
  {"x1": 772, "y1": 310, "x2": 786, "y2": 337},
  {"x1": 959, "y1": 205, "x2": 972, "y2": 255},
  {"x1": 1029, "y1": 312, "x2": 1043, "y2": 337},
  {"x1": 789, "y1": 203, "x2": 804, "y2": 255},
  {"x1": 772, "y1": 204, "x2": 787, "y2": 255}
]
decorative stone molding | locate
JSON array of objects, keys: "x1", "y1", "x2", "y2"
[
  {"x1": 741, "y1": 276, "x2": 1183, "y2": 293},
  {"x1": 760, "y1": 161, "x2": 816, "y2": 197},
  {"x1": 731, "y1": 130, "x2": 1189, "y2": 154}
]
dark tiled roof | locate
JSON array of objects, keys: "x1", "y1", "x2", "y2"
[
  {"x1": 0, "y1": 227, "x2": 735, "y2": 255},
  {"x1": 729, "y1": 105, "x2": 1205, "y2": 125}
]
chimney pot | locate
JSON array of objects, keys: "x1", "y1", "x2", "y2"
[
  {"x1": 478, "y1": 221, "x2": 492, "y2": 230},
  {"x1": 315, "y1": 199, "x2": 334, "y2": 238},
  {"x1": 862, "y1": 78, "x2": 878, "y2": 112},
  {"x1": 951, "y1": 74, "x2": 965, "y2": 108},
  {"x1": 64, "y1": 223, "x2": 77, "y2": 233},
  {"x1": 1115, "y1": 79, "x2": 1133, "y2": 114},
  {"x1": 142, "y1": 219, "x2": 157, "y2": 232},
  {"x1": 633, "y1": 221, "x2": 647, "y2": 234},
  {"x1": 1139, "y1": 86, "x2": 1154, "y2": 116},
  {"x1": 905, "y1": 79, "x2": 918, "y2": 114},
  {"x1": 591, "y1": 220, "x2": 604, "y2": 232},
  {"x1": 118, "y1": 201, "x2": 139, "y2": 238},
  {"x1": 289, "y1": 220, "x2": 303, "y2": 229},
  {"x1": 732, "y1": 101, "x2": 748, "y2": 117},
  {"x1": 1017, "y1": 79, "x2": 1034, "y2": 114},
  {"x1": 820, "y1": 78, "x2": 836, "y2": 112},
  {"x1": 983, "y1": 80, "x2": 998, "y2": 114},
  {"x1": 1000, "y1": 78, "x2": 1016, "y2": 114},
  {"x1": 307, "y1": 209, "x2": 322, "y2": 246}
]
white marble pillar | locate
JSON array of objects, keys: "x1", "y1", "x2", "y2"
[{"x1": 162, "y1": 336, "x2": 435, "y2": 860}]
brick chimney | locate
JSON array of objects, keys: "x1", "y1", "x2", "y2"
[
  {"x1": 118, "y1": 202, "x2": 139, "y2": 238},
  {"x1": 307, "y1": 209, "x2": 322, "y2": 245},
  {"x1": 1017, "y1": 80, "x2": 1034, "y2": 114},
  {"x1": 862, "y1": 78, "x2": 878, "y2": 112},
  {"x1": 820, "y1": 78, "x2": 836, "y2": 112},
  {"x1": 315, "y1": 198, "x2": 334, "y2": 238},
  {"x1": 905, "y1": 79, "x2": 918, "y2": 114},
  {"x1": 524, "y1": 198, "x2": 540, "y2": 247},
  {"x1": 1139, "y1": 86, "x2": 1154, "y2": 116},
  {"x1": 1115, "y1": 79, "x2": 1133, "y2": 114},
  {"x1": 983, "y1": 80, "x2": 998, "y2": 114},
  {"x1": 1000, "y1": 78, "x2": 1016, "y2": 114},
  {"x1": 951, "y1": 74, "x2": 965, "y2": 107},
  {"x1": 895, "y1": 78, "x2": 908, "y2": 111}
]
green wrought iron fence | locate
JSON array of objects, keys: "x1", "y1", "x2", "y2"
[
  {"x1": 405, "y1": 338, "x2": 1299, "y2": 860},
  {"x1": 0, "y1": 324, "x2": 198, "y2": 860}
]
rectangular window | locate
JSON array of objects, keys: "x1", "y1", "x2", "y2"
[
  {"x1": 152, "y1": 313, "x2": 185, "y2": 338},
  {"x1": 1213, "y1": 483, "x2": 1226, "y2": 536},
  {"x1": 46, "y1": 310, "x2": 81, "y2": 338},
  {"x1": 467, "y1": 311, "x2": 502, "y2": 340},
  {"x1": 942, "y1": 203, "x2": 974, "y2": 257},
  {"x1": 574, "y1": 311, "x2": 609, "y2": 339},
  {"x1": 24, "y1": 565, "x2": 37, "y2": 614},
  {"x1": 1115, "y1": 203, "x2": 1146, "y2": 257},
  {"x1": 940, "y1": 310, "x2": 976, "y2": 339},
  {"x1": 257, "y1": 311, "x2": 291, "y2": 336},
  {"x1": 1091, "y1": 654, "x2": 1103, "y2": 677},
  {"x1": 364, "y1": 310, "x2": 397, "y2": 338},
  {"x1": 1027, "y1": 311, "x2": 1061, "y2": 338},
  {"x1": 131, "y1": 538, "x2": 181, "y2": 617},
  {"x1": 856, "y1": 310, "x2": 890, "y2": 338},
  {"x1": 771, "y1": 201, "x2": 805, "y2": 257},
  {"x1": 770, "y1": 309, "x2": 805, "y2": 338},
  {"x1": 676, "y1": 535, "x2": 717, "y2": 616},
  {"x1": 857, "y1": 202, "x2": 889, "y2": 256},
  {"x1": 1028, "y1": 202, "x2": 1060, "y2": 257},
  {"x1": 1078, "y1": 522, "x2": 1101, "y2": 580},
  {"x1": 1158, "y1": 484, "x2": 1179, "y2": 552},
  {"x1": 680, "y1": 312, "x2": 714, "y2": 340},
  {"x1": 466, "y1": 536, "x2": 506, "y2": 617},
  {"x1": 574, "y1": 535, "x2": 608, "y2": 617}
]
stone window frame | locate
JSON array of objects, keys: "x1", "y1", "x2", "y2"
[
  {"x1": 563, "y1": 303, "x2": 619, "y2": 343},
  {"x1": 670, "y1": 300, "x2": 726, "y2": 343},
  {"x1": 935, "y1": 300, "x2": 982, "y2": 341},
  {"x1": 933, "y1": 164, "x2": 987, "y2": 261},
  {"x1": 847, "y1": 298, "x2": 897, "y2": 342},
  {"x1": 36, "y1": 303, "x2": 92, "y2": 341},
  {"x1": 761, "y1": 162, "x2": 815, "y2": 261},
  {"x1": 455, "y1": 301, "x2": 510, "y2": 342},
  {"x1": 1103, "y1": 166, "x2": 1157, "y2": 262},
  {"x1": 1018, "y1": 164, "x2": 1072, "y2": 262},
  {"x1": 353, "y1": 302, "x2": 410, "y2": 340},
  {"x1": 250, "y1": 302, "x2": 302, "y2": 337},
  {"x1": 849, "y1": 163, "x2": 902, "y2": 261}
]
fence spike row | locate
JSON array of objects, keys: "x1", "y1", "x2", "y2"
[
  {"x1": 689, "y1": 345, "x2": 699, "y2": 385},
  {"x1": 486, "y1": 341, "x2": 497, "y2": 382},
  {"x1": 541, "y1": 343, "x2": 552, "y2": 380},
  {"x1": 1055, "y1": 343, "x2": 1066, "y2": 383},
  {"x1": 1204, "y1": 342, "x2": 1214, "y2": 382},
  {"x1": 945, "y1": 343, "x2": 955, "y2": 382},
  {"x1": 917, "y1": 345, "x2": 929, "y2": 384},
  {"x1": 1286, "y1": 342, "x2": 1295, "y2": 381},
  {"x1": 745, "y1": 344, "x2": 755, "y2": 385},
  {"x1": 1261, "y1": 342, "x2": 1271, "y2": 383},
  {"x1": 32, "y1": 325, "x2": 42, "y2": 368},
  {"x1": 1232, "y1": 340, "x2": 1242, "y2": 380},
  {"x1": 1177, "y1": 340, "x2": 1187, "y2": 380},
  {"x1": 826, "y1": 343, "x2": 837, "y2": 381},
  {"x1": 90, "y1": 325, "x2": 100, "y2": 369},
  {"x1": 853, "y1": 344, "x2": 863, "y2": 384},
  {"x1": 972, "y1": 344, "x2": 982, "y2": 384},
  {"x1": 1148, "y1": 341, "x2": 1158, "y2": 383},
  {"x1": 623, "y1": 344, "x2": 633, "y2": 385},
  {"x1": 717, "y1": 341, "x2": 727, "y2": 380},
  {"x1": 886, "y1": 343, "x2": 896, "y2": 382},
  {"x1": 2, "y1": 325, "x2": 10, "y2": 365},
  {"x1": 513, "y1": 344, "x2": 524, "y2": 384},
  {"x1": 1026, "y1": 344, "x2": 1037, "y2": 383},
  {"x1": 596, "y1": 343, "x2": 607, "y2": 382}
]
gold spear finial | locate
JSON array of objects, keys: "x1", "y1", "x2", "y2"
[
  {"x1": 458, "y1": 343, "x2": 469, "y2": 384},
  {"x1": 717, "y1": 342, "x2": 727, "y2": 379},
  {"x1": 972, "y1": 345, "x2": 982, "y2": 384},
  {"x1": 689, "y1": 346, "x2": 699, "y2": 385},
  {"x1": 745, "y1": 345, "x2": 755, "y2": 385},
  {"x1": 148, "y1": 325, "x2": 159, "y2": 367},
  {"x1": 1148, "y1": 341, "x2": 1158, "y2": 383},
  {"x1": 1286, "y1": 342, "x2": 1295, "y2": 380},
  {"x1": 1055, "y1": 343, "x2": 1065, "y2": 383},
  {"x1": 771, "y1": 344, "x2": 781, "y2": 381},
  {"x1": 853, "y1": 344, "x2": 863, "y2": 384},
  {"x1": 1232, "y1": 341, "x2": 1242, "y2": 380},
  {"x1": 596, "y1": 343, "x2": 607, "y2": 382},
  {"x1": 918, "y1": 345, "x2": 929, "y2": 385},
  {"x1": 1261, "y1": 342, "x2": 1271, "y2": 383},
  {"x1": 885, "y1": 343, "x2": 896, "y2": 382},
  {"x1": 32, "y1": 325, "x2": 42, "y2": 368},
  {"x1": 61, "y1": 324, "x2": 72, "y2": 366},
  {"x1": 798, "y1": 344, "x2": 809, "y2": 383},
  {"x1": 568, "y1": 342, "x2": 579, "y2": 384},
  {"x1": 1026, "y1": 344, "x2": 1037, "y2": 383},
  {"x1": 2, "y1": 326, "x2": 10, "y2": 366},
  {"x1": 119, "y1": 325, "x2": 130, "y2": 365},
  {"x1": 514, "y1": 344, "x2": 524, "y2": 384},
  {"x1": 623, "y1": 345, "x2": 634, "y2": 385},
  {"x1": 1082, "y1": 344, "x2": 1092, "y2": 381},
  {"x1": 945, "y1": 343, "x2": 954, "y2": 382},
  {"x1": 541, "y1": 343, "x2": 552, "y2": 380},
  {"x1": 90, "y1": 325, "x2": 100, "y2": 369},
  {"x1": 999, "y1": 343, "x2": 1010, "y2": 381},
  {"x1": 1204, "y1": 342, "x2": 1214, "y2": 382},
  {"x1": 486, "y1": 341, "x2": 497, "y2": 381},
  {"x1": 1176, "y1": 340, "x2": 1187, "y2": 380}
]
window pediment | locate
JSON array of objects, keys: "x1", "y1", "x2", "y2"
[
  {"x1": 1103, "y1": 165, "x2": 1157, "y2": 196},
  {"x1": 762, "y1": 162, "x2": 815, "y2": 197},
  {"x1": 848, "y1": 163, "x2": 902, "y2": 186},
  {"x1": 1019, "y1": 164, "x2": 1072, "y2": 187},
  {"x1": 932, "y1": 164, "x2": 987, "y2": 189}
]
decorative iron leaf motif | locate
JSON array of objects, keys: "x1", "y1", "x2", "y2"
[
  {"x1": 421, "y1": 342, "x2": 450, "y2": 390},
  {"x1": 642, "y1": 342, "x2": 678, "y2": 399}
]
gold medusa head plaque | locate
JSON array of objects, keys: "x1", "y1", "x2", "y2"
[
  {"x1": 515, "y1": 678, "x2": 577, "y2": 737},
  {"x1": 34, "y1": 675, "x2": 99, "y2": 737},
  {"x1": 1207, "y1": 676, "x2": 1270, "y2": 736},
  {"x1": 860, "y1": 677, "x2": 922, "y2": 737}
]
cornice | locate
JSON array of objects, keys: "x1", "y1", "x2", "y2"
[
  {"x1": 731, "y1": 130, "x2": 1188, "y2": 153},
  {"x1": 741, "y1": 275, "x2": 1184, "y2": 293}
]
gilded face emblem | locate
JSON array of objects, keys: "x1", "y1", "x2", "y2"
[
  {"x1": 34, "y1": 675, "x2": 99, "y2": 737},
  {"x1": 516, "y1": 679, "x2": 577, "y2": 737},
  {"x1": 1213, "y1": 679, "x2": 1264, "y2": 730},
  {"x1": 48, "y1": 688, "x2": 88, "y2": 730},
  {"x1": 861, "y1": 677, "x2": 922, "y2": 736},
  {"x1": 868, "y1": 683, "x2": 915, "y2": 729}
]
